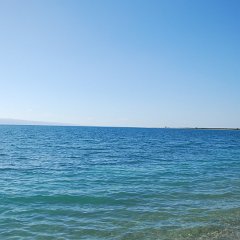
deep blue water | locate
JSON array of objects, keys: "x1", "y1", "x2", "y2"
[{"x1": 0, "y1": 125, "x2": 239, "y2": 239}]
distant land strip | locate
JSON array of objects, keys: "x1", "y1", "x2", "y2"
[
  {"x1": 182, "y1": 127, "x2": 240, "y2": 131},
  {"x1": 0, "y1": 119, "x2": 239, "y2": 130}
]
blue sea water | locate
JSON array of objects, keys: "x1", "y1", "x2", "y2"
[{"x1": 0, "y1": 125, "x2": 239, "y2": 240}]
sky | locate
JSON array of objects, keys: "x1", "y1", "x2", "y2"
[{"x1": 0, "y1": 0, "x2": 239, "y2": 128}]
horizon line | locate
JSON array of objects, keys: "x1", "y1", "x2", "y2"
[{"x1": 0, "y1": 118, "x2": 239, "y2": 130}]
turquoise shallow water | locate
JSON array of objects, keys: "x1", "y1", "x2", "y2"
[{"x1": 0, "y1": 125, "x2": 239, "y2": 240}]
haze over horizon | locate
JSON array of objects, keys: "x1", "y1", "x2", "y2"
[
  {"x1": 1, "y1": 0, "x2": 239, "y2": 128},
  {"x1": 0, "y1": 118, "x2": 239, "y2": 129}
]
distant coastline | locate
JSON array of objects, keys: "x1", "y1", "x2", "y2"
[
  {"x1": 183, "y1": 127, "x2": 240, "y2": 131},
  {"x1": 0, "y1": 119, "x2": 239, "y2": 130},
  {"x1": 0, "y1": 118, "x2": 73, "y2": 127}
]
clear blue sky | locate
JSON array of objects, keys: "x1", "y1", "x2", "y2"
[{"x1": 0, "y1": 0, "x2": 239, "y2": 127}]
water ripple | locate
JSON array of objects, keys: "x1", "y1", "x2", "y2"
[{"x1": 0, "y1": 126, "x2": 239, "y2": 239}]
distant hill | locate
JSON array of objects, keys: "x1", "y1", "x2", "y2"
[{"x1": 0, "y1": 118, "x2": 70, "y2": 126}]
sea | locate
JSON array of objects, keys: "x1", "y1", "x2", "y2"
[{"x1": 0, "y1": 125, "x2": 239, "y2": 240}]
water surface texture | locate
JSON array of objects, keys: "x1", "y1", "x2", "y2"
[{"x1": 0, "y1": 126, "x2": 239, "y2": 239}]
